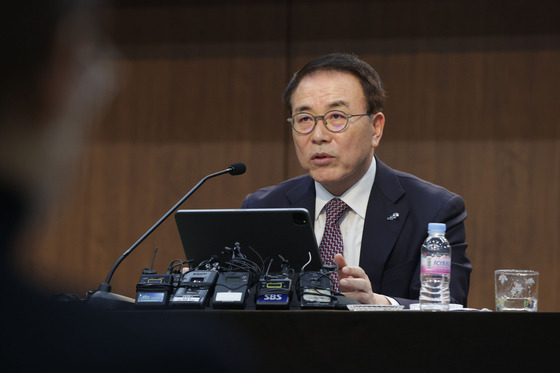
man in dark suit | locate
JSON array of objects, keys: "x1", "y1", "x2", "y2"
[{"x1": 242, "y1": 53, "x2": 471, "y2": 307}]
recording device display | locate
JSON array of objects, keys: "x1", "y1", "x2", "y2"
[
  {"x1": 211, "y1": 272, "x2": 250, "y2": 309},
  {"x1": 135, "y1": 273, "x2": 174, "y2": 308},
  {"x1": 135, "y1": 248, "x2": 177, "y2": 308},
  {"x1": 255, "y1": 275, "x2": 292, "y2": 309},
  {"x1": 298, "y1": 266, "x2": 337, "y2": 309},
  {"x1": 170, "y1": 270, "x2": 218, "y2": 309},
  {"x1": 256, "y1": 256, "x2": 293, "y2": 309},
  {"x1": 210, "y1": 242, "x2": 262, "y2": 309},
  {"x1": 298, "y1": 272, "x2": 335, "y2": 308}
]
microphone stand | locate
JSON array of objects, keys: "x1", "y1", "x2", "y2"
[{"x1": 87, "y1": 164, "x2": 245, "y2": 309}]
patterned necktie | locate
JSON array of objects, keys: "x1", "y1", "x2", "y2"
[{"x1": 318, "y1": 198, "x2": 350, "y2": 293}]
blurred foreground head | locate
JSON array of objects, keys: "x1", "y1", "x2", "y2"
[{"x1": 0, "y1": 1, "x2": 116, "y2": 225}]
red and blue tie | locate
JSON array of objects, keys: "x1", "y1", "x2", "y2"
[{"x1": 318, "y1": 198, "x2": 350, "y2": 292}]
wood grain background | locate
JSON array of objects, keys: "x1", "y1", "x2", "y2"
[{"x1": 16, "y1": 0, "x2": 560, "y2": 311}]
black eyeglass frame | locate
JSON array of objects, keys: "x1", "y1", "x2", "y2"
[{"x1": 286, "y1": 110, "x2": 372, "y2": 134}]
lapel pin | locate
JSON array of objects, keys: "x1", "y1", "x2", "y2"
[{"x1": 387, "y1": 212, "x2": 400, "y2": 221}]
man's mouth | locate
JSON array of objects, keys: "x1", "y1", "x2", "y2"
[{"x1": 311, "y1": 152, "x2": 333, "y2": 162}]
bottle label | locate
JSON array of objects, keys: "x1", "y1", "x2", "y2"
[{"x1": 421, "y1": 255, "x2": 451, "y2": 275}]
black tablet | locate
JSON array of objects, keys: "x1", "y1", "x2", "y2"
[{"x1": 174, "y1": 208, "x2": 322, "y2": 273}]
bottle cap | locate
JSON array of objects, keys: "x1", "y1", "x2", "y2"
[{"x1": 428, "y1": 223, "x2": 446, "y2": 234}]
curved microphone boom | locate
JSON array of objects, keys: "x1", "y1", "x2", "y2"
[{"x1": 88, "y1": 163, "x2": 246, "y2": 308}]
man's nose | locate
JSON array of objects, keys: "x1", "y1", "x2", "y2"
[{"x1": 311, "y1": 117, "x2": 331, "y2": 143}]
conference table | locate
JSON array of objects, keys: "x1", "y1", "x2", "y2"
[
  {"x1": 102, "y1": 308, "x2": 557, "y2": 372},
  {"x1": 6, "y1": 292, "x2": 556, "y2": 373}
]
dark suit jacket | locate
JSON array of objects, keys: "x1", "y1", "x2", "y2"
[{"x1": 242, "y1": 157, "x2": 471, "y2": 306}]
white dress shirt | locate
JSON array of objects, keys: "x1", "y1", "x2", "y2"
[
  {"x1": 314, "y1": 156, "x2": 398, "y2": 305},
  {"x1": 314, "y1": 157, "x2": 376, "y2": 266}
]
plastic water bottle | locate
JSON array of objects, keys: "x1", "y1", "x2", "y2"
[{"x1": 419, "y1": 223, "x2": 451, "y2": 311}]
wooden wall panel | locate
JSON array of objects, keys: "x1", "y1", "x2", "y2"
[
  {"x1": 17, "y1": 2, "x2": 289, "y2": 298},
  {"x1": 15, "y1": 1, "x2": 560, "y2": 311}
]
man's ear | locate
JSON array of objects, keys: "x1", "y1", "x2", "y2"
[{"x1": 371, "y1": 112, "x2": 385, "y2": 148}]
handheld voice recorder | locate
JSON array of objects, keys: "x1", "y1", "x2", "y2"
[
  {"x1": 255, "y1": 256, "x2": 293, "y2": 309},
  {"x1": 135, "y1": 248, "x2": 174, "y2": 308},
  {"x1": 298, "y1": 270, "x2": 336, "y2": 309},
  {"x1": 170, "y1": 270, "x2": 218, "y2": 309},
  {"x1": 135, "y1": 273, "x2": 174, "y2": 308},
  {"x1": 255, "y1": 274, "x2": 292, "y2": 309},
  {"x1": 211, "y1": 271, "x2": 250, "y2": 309}
]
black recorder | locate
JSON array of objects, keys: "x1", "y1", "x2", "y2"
[
  {"x1": 135, "y1": 273, "x2": 174, "y2": 308},
  {"x1": 211, "y1": 272, "x2": 250, "y2": 309},
  {"x1": 298, "y1": 270, "x2": 336, "y2": 309},
  {"x1": 170, "y1": 270, "x2": 218, "y2": 309},
  {"x1": 256, "y1": 256, "x2": 293, "y2": 309},
  {"x1": 255, "y1": 275, "x2": 292, "y2": 309},
  {"x1": 135, "y1": 248, "x2": 174, "y2": 308}
]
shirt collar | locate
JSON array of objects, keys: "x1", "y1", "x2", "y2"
[{"x1": 314, "y1": 156, "x2": 377, "y2": 220}]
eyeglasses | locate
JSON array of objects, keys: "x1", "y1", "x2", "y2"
[{"x1": 287, "y1": 110, "x2": 371, "y2": 134}]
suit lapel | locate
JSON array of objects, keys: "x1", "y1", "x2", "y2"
[
  {"x1": 285, "y1": 163, "x2": 408, "y2": 290},
  {"x1": 360, "y1": 157, "x2": 409, "y2": 292},
  {"x1": 285, "y1": 175, "x2": 316, "y2": 218}
]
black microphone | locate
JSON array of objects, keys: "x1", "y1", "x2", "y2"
[
  {"x1": 87, "y1": 163, "x2": 246, "y2": 309},
  {"x1": 227, "y1": 162, "x2": 246, "y2": 176}
]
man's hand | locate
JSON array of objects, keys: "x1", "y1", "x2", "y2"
[{"x1": 334, "y1": 254, "x2": 390, "y2": 305}]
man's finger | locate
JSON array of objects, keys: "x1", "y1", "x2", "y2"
[
  {"x1": 334, "y1": 253, "x2": 347, "y2": 270},
  {"x1": 340, "y1": 276, "x2": 370, "y2": 293}
]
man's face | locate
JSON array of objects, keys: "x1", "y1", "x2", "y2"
[{"x1": 291, "y1": 70, "x2": 384, "y2": 196}]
